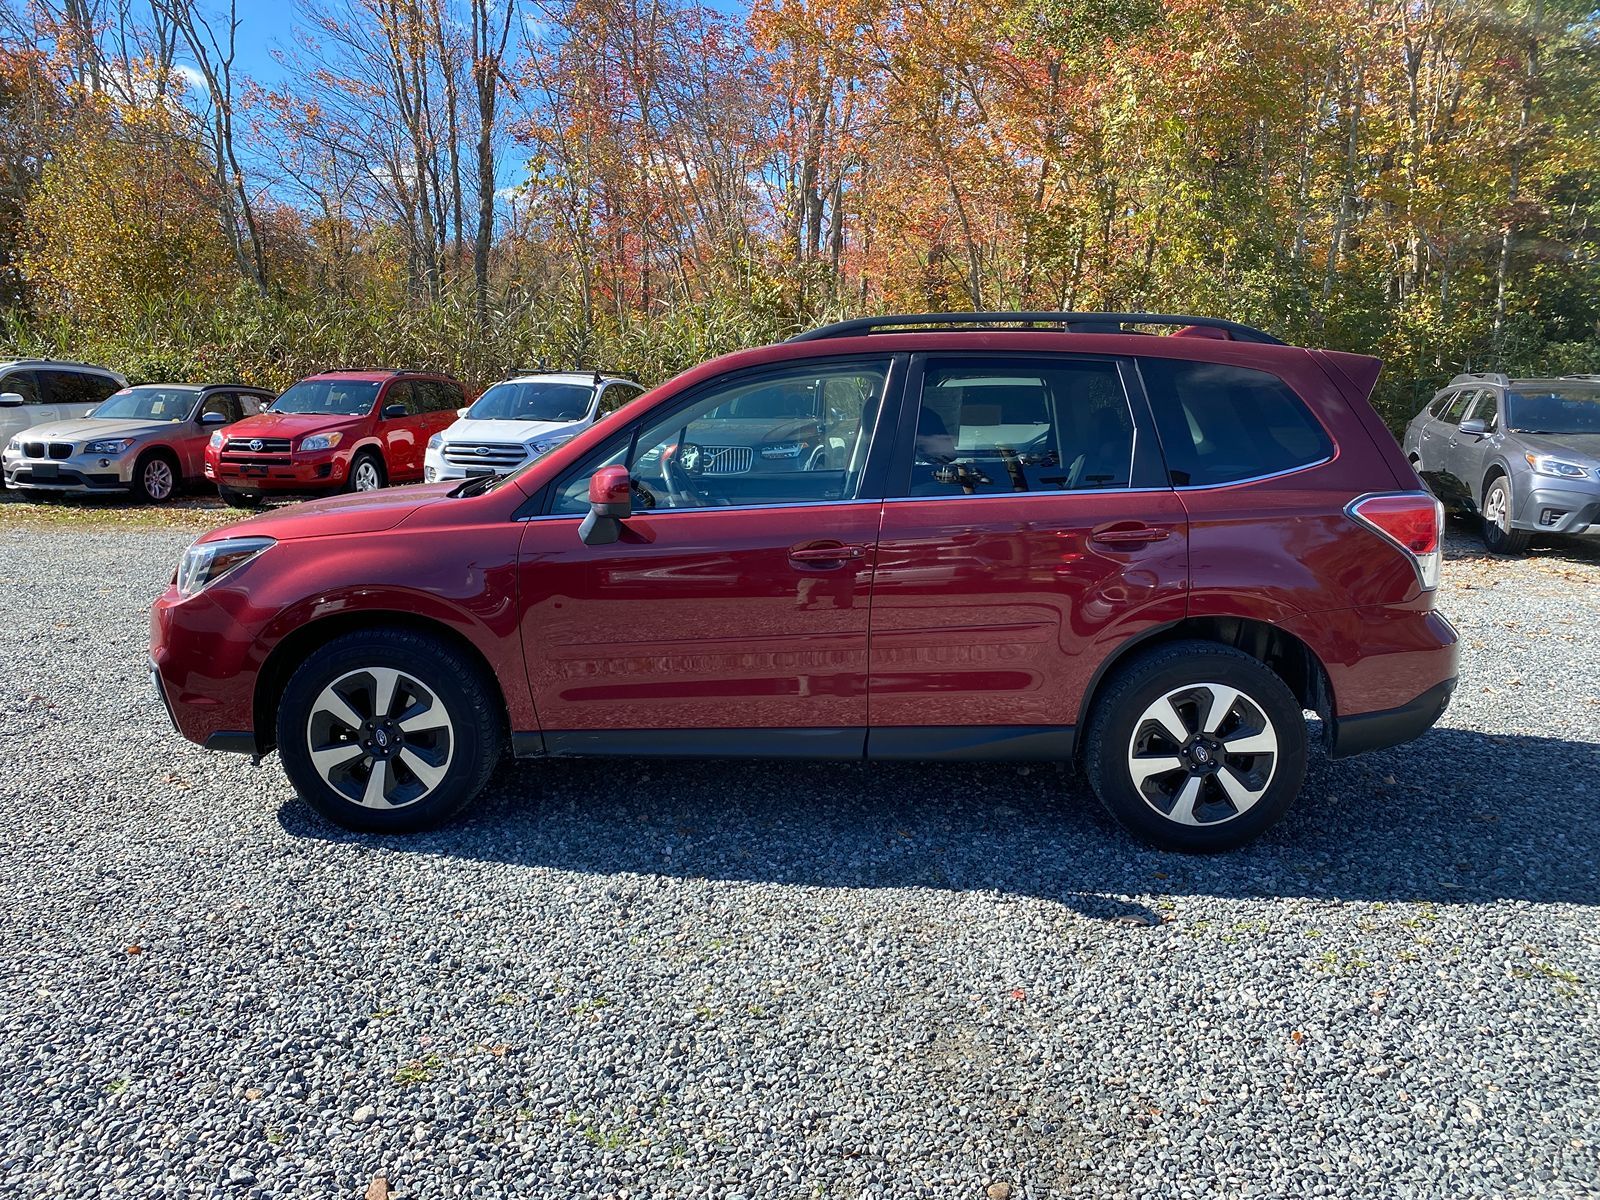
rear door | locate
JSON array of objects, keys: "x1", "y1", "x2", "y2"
[
  {"x1": 866, "y1": 352, "x2": 1188, "y2": 757},
  {"x1": 41, "y1": 370, "x2": 119, "y2": 420}
]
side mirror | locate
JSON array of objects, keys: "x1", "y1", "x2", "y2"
[
  {"x1": 200, "y1": 410, "x2": 228, "y2": 424},
  {"x1": 383, "y1": 403, "x2": 406, "y2": 420},
  {"x1": 579, "y1": 465, "x2": 632, "y2": 546},
  {"x1": 0, "y1": 392, "x2": 23, "y2": 408},
  {"x1": 1459, "y1": 417, "x2": 1488, "y2": 437},
  {"x1": 457, "y1": 407, "x2": 471, "y2": 419}
]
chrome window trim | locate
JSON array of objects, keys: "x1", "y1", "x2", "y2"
[
  {"x1": 1169, "y1": 454, "x2": 1337, "y2": 491},
  {"x1": 517, "y1": 496, "x2": 878, "y2": 522}
]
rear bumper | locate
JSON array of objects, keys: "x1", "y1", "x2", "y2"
[
  {"x1": 1281, "y1": 604, "x2": 1459, "y2": 757},
  {"x1": 1328, "y1": 678, "x2": 1456, "y2": 758}
]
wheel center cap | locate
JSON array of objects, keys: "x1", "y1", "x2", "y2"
[
  {"x1": 1191, "y1": 743, "x2": 1211, "y2": 765},
  {"x1": 374, "y1": 727, "x2": 390, "y2": 750}
]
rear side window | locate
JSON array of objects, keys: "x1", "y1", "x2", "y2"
[
  {"x1": 1427, "y1": 390, "x2": 1456, "y2": 418},
  {"x1": 42, "y1": 370, "x2": 120, "y2": 407},
  {"x1": 1439, "y1": 390, "x2": 1476, "y2": 425},
  {"x1": 426, "y1": 381, "x2": 465, "y2": 412},
  {"x1": 1140, "y1": 359, "x2": 1332, "y2": 487},
  {"x1": 600, "y1": 383, "x2": 644, "y2": 414},
  {"x1": 907, "y1": 356, "x2": 1134, "y2": 495}
]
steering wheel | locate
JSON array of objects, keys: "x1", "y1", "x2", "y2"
[{"x1": 660, "y1": 438, "x2": 709, "y2": 508}]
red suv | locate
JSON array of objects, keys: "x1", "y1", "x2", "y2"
[
  {"x1": 152, "y1": 314, "x2": 1457, "y2": 851},
  {"x1": 204, "y1": 369, "x2": 468, "y2": 505}
]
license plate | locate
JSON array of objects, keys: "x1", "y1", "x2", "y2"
[
  {"x1": 242, "y1": 465, "x2": 268, "y2": 477},
  {"x1": 31, "y1": 463, "x2": 58, "y2": 480}
]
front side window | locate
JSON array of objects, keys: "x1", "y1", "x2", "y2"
[
  {"x1": 91, "y1": 386, "x2": 201, "y2": 423},
  {"x1": 271, "y1": 380, "x2": 380, "y2": 416},
  {"x1": 1506, "y1": 386, "x2": 1600, "y2": 435},
  {"x1": 906, "y1": 357, "x2": 1134, "y2": 496},
  {"x1": 196, "y1": 391, "x2": 244, "y2": 423},
  {"x1": 1467, "y1": 390, "x2": 1499, "y2": 429},
  {"x1": 552, "y1": 359, "x2": 889, "y2": 514},
  {"x1": 471, "y1": 381, "x2": 594, "y2": 422},
  {"x1": 1140, "y1": 358, "x2": 1332, "y2": 487}
]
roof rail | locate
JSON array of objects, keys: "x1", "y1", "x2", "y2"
[
  {"x1": 787, "y1": 311, "x2": 1286, "y2": 345},
  {"x1": 5, "y1": 357, "x2": 119, "y2": 371},
  {"x1": 1448, "y1": 371, "x2": 1511, "y2": 388}
]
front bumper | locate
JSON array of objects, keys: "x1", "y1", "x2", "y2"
[
  {"x1": 4, "y1": 447, "x2": 137, "y2": 492},
  {"x1": 206, "y1": 448, "x2": 349, "y2": 493},
  {"x1": 423, "y1": 445, "x2": 528, "y2": 483},
  {"x1": 1511, "y1": 480, "x2": 1600, "y2": 535},
  {"x1": 150, "y1": 585, "x2": 261, "y2": 752}
]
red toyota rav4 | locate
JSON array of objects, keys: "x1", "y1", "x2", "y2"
[
  {"x1": 203, "y1": 369, "x2": 468, "y2": 505},
  {"x1": 152, "y1": 314, "x2": 1457, "y2": 851}
]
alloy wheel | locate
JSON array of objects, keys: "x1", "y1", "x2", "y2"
[
  {"x1": 1484, "y1": 482, "x2": 1508, "y2": 531},
  {"x1": 353, "y1": 459, "x2": 381, "y2": 491},
  {"x1": 305, "y1": 667, "x2": 454, "y2": 809},
  {"x1": 1126, "y1": 682, "x2": 1279, "y2": 827},
  {"x1": 144, "y1": 458, "x2": 174, "y2": 500}
]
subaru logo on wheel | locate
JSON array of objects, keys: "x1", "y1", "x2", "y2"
[{"x1": 249, "y1": 439, "x2": 263, "y2": 452}]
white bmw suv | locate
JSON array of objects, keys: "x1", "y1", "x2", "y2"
[{"x1": 424, "y1": 371, "x2": 646, "y2": 482}]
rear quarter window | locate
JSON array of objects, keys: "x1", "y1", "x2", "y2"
[{"x1": 1139, "y1": 359, "x2": 1332, "y2": 487}]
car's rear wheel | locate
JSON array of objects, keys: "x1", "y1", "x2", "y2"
[
  {"x1": 1480, "y1": 476, "x2": 1530, "y2": 555},
  {"x1": 133, "y1": 451, "x2": 179, "y2": 503},
  {"x1": 218, "y1": 485, "x2": 260, "y2": 509},
  {"x1": 346, "y1": 451, "x2": 385, "y2": 493},
  {"x1": 1084, "y1": 640, "x2": 1307, "y2": 852},
  {"x1": 276, "y1": 629, "x2": 503, "y2": 832}
]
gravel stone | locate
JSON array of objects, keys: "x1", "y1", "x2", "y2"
[{"x1": 0, "y1": 516, "x2": 1596, "y2": 1198}]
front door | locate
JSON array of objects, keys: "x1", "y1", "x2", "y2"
[
  {"x1": 516, "y1": 355, "x2": 900, "y2": 754},
  {"x1": 867, "y1": 353, "x2": 1189, "y2": 757},
  {"x1": 1446, "y1": 388, "x2": 1499, "y2": 511}
]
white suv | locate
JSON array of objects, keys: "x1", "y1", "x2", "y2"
[
  {"x1": 0, "y1": 359, "x2": 127, "y2": 481},
  {"x1": 424, "y1": 371, "x2": 646, "y2": 482}
]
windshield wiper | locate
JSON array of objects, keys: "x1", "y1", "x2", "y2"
[{"x1": 448, "y1": 473, "x2": 501, "y2": 497}]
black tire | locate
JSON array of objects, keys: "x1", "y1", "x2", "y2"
[
  {"x1": 1083, "y1": 640, "x2": 1308, "y2": 853},
  {"x1": 131, "y1": 450, "x2": 181, "y2": 503},
  {"x1": 218, "y1": 485, "x2": 260, "y2": 509},
  {"x1": 1480, "y1": 475, "x2": 1530, "y2": 555},
  {"x1": 276, "y1": 629, "x2": 504, "y2": 833},
  {"x1": 345, "y1": 450, "x2": 386, "y2": 493}
]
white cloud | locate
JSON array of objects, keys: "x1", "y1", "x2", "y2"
[{"x1": 173, "y1": 63, "x2": 210, "y2": 97}]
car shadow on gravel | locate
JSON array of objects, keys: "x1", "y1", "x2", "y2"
[{"x1": 274, "y1": 726, "x2": 1600, "y2": 916}]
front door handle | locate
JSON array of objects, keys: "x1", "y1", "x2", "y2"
[
  {"x1": 1090, "y1": 525, "x2": 1171, "y2": 546},
  {"x1": 789, "y1": 541, "x2": 868, "y2": 564}
]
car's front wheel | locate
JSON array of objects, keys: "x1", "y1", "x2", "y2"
[
  {"x1": 276, "y1": 630, "x2": 503, "y2": 832},
  {"x1": 133, "y1": 451, "x2": 179, "y2": 503},
  {"x1": 1480, "y1": 476, "x2": 1530, "y2": 555},
  {"x1": 1084, "y1": 640, "x2": 1307, "y2": 852},
  {"x1": 346, "y1": 451, "x2": 385, "y2": 493}
]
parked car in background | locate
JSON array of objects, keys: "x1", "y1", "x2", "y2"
[
  {"x1": 0, "y1": 359, "x2": 126, "y2": 485},
  {"x1": 423, "y1": 371, "x2": 645, "y2": 482},
  {"x1": 4, "y1": 383, "x2": 272, "y2": 501},
  {"x1": 1403, "y1": 372, "x2": 1600, "y2": 553},
  {"x1": 151, "y1": 312, "x2": 1458, "y2": 853},
  {"x1": 205, "y1": 370, "x2": 469, "y2": 506}
]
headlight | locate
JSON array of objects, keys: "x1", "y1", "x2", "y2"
[
  {"x1": 528, "y1": 435, "x2": 573, "y2": 456},
  {"x1": 1525, "y1": 453, "x2": 1591, "y2": 480},
  {"x1": 208, "y1": 430, "x2": 226, "y2": 450},
  {"x1": 300, "y1": 432, "x2": 343, "y2": 452},
  {"x1": 84, "y1": 438, "x2": 135, "y2": 455},
  {"x1": 175, "y1": 537, "x2": 274, "y2": 598},
  {"x1": 5, "y1": 437, "x2": 20, "y2": 452},
  {"x1": 427, "y1": 433, "x2": 443, "y2": 450},
  {"x1": 759, "y1": 441, "x2": 807, "y2": 460}
]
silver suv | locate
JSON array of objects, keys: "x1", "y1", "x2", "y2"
[
  {"x1": 1403, "y1": 372, "x2": 1600, "y2": 553},
  {"x1": 0, "y1": 359, "x2": 126, "y2": 484}
]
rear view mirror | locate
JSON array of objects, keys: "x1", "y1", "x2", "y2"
[
  {"x1": 0, "y1": 392, "x2": 23, "y2": 408},
  {"x1": 1459, "y1": 418, "x2": 1488, "y2": 436},
  {"x1": 579, "y1": 465, "x2": 632, "y2": 546}
]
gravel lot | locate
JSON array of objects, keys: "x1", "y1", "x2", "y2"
[{"x1": 1, "y1": 506, "x2": 1597, "y2": 1200}]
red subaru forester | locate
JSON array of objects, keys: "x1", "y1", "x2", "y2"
[{"x1": 151, "y1": 314, "x2": 1458, "y2": 851}]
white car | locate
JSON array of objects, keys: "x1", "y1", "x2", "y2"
[
  {"x1": 424, "y1": 371, "x2": 646, "y2": 482},
  {"x1": 0, "y1": 359, "x2": 127, "y2": 482}
]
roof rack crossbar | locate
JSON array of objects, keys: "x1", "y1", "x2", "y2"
[
  {"x1": 1447, "y1": 371, "x2": 1511, "y2": 388},
  {"x1": 787, "y1": 311, "x2": 1285, "y2": 345}
]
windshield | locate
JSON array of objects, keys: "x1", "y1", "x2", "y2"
[
  {"x1": 270, "y1": 380, "x2": 380, "y2": 416},
  {"x1": 89, "y1": 386, "x2": 200, "y2": 423},
  {"x1": 1507, "y1": 387, "x2": 1600, "y2": 435},
  {"x1": 468, "y1": 381, "x2": 594, "y2": 422}
]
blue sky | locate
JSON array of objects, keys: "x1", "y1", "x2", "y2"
[{"x1": 225, "y1": 3, "x2": 300, "y2": 87}]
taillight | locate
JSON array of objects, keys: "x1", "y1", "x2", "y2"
[{"x1": 1346, "y1": 492, "x2": 1444, "y2": 590}]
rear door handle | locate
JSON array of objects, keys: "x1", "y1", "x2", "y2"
[
  {"x1": 1089, "y1": 526, "x2": 1171, "y2": 546},
  {"x1": 789, "y1": 541, "x2": 868, "y2": 564}
]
